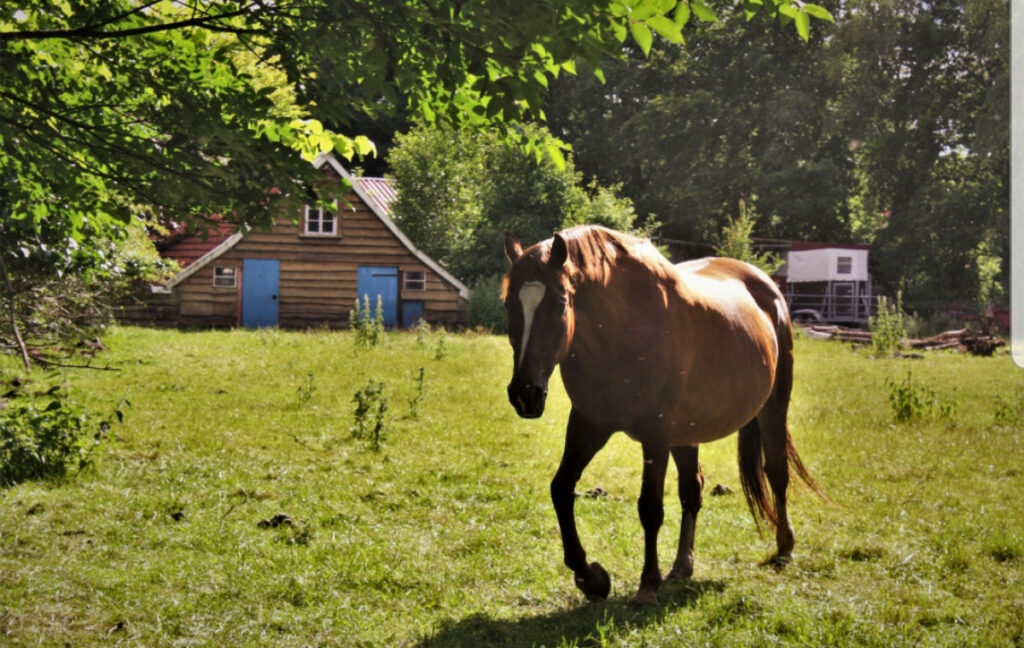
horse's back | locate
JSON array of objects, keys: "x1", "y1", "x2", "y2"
[{"x1": 674, "y1": 257, "x2": 788, "y2": 331}]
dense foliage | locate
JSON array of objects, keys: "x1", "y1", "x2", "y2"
[
  {"x1": 545, "y1": 0, "x2": 1008, "y2": 314},
  {"x1": 388, "y1": 122, "x2": 645, "y2": 284},
  {"x1": 0, "y1": 381, "x2": 120, "y2": 486}
]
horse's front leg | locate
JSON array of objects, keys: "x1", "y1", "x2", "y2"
[
  {"x1": 632, "y1": 438, "x2": 670, "y2": 605},
  {"x1": 551, "y1": 408, "x2": 614, "y2": 600}
]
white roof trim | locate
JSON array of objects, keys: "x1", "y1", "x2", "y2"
[
  {"x1": 153, "y1": 232, "x2": 245, "y2": 294},
  {"x1": 314, "y1": 153, "x2": 470, "y2": 300}
]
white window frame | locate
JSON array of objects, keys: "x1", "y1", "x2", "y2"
[
  {"x1": 213, "y1": 265, "x2": 237, "y2": 288},
  {"x1": 404, "y1": 270, "x2": 426, "y2": 291},
  {"x1": 836, "y1": 255, "x2": 853, "y2": 275},
  {"x1": 304, "y1": 202, "x2": 338, "y2": 236}
]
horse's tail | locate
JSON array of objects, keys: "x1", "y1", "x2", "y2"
[
  {"x1": 737, "y1": 304, "x2": 824, "y2": 531},
  {"x1": 737, "y1": 419, "x2": 822, "y2": 530}
]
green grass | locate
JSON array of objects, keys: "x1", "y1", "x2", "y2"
[{"x1": 1, "y1": 327, "x2": 1022, "y2": 647}]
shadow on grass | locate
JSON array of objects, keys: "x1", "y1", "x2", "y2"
[{"x1": 416, "y1": 578, "x2": 725, "y2": 648}]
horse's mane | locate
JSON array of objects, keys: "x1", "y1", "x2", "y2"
[{"x1": 557, "y1": 225, "x2": 677, "y2": 289}]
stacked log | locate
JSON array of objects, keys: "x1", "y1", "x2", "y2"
[
  {"x1": 907, "y1": 329, "x2": 968, "y2": 351},
  {"x1": 803, "y1": 325, "x2": 873, "y2": 343},
  {"x1": 800, "y1": 324, "x2": 1006, "y2": 356}
]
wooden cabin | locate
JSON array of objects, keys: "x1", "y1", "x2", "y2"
[{"x1": 118, "y1": 155, "x2": 469, "y2": 329}]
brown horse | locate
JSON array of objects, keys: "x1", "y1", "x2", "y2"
[{"x1": 503, "y1": 225, "x2": 820, "y2": 605}]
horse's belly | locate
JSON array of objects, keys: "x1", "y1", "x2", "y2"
[
  {"x1": 665, "y1": 352, "x2": 776, "y2": 444},
  {"x1": 562, "y1": 354, "x2": 774, "y2": 442}
]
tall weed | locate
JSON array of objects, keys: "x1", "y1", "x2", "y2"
[
  {"x1": 351, "y1": 379, "x2": 389, "y2": 450},
  {"x1": 870, "y1": 292, "x2": 906, "y2": 357},
  {"x1": 350, "y1": 294, "x2": 385, "y2": 348},
  {"x1": 886, "y1": 370, "x2": 955, "y2": 422}
]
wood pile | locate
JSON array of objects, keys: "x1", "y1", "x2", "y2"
[{"x1": 800, "y1": 325, "x2": 1006, "y2": 356}]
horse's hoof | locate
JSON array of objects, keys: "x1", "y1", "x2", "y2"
[
  {"x1": 665, "y1": 566, "x2": 693, "y2": 581},
  {"x1": 574, "y1": 561, "x2": 611, "y2": 600},
  {"x1": 629, "y1": 588, "x2": 658, "y2": 606},
  {"x1": 665, "y1": 560, "x2": 694, "y2": 580},
  {"x1": 762, "y1": 553, "x2": 792, "y2": 571}
]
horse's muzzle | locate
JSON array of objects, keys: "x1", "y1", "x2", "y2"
[{"x1": 508, "y1": 382, "x2": 547, "y2": 419}]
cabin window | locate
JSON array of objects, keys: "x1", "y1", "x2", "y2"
[
  {"x1": 213, "y1": 266, "x2": 237, "y2": 288},
  {"x1": 836, "y1": 256, "x2": 853, "y2": 275},
  {"x1": 404, "y1": 270, "x2": 426, "y2": 291},
  {"x1": 304, "y1": 203, "x2": 337, "y2": 236}
]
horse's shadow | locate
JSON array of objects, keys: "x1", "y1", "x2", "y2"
[{"x1": 415, "y1": 578, "x2": 725, "y2": 648}]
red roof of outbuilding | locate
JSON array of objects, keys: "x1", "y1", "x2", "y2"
[{"x1": 157, "y1": 219, "x2": 237, "y2": 268}]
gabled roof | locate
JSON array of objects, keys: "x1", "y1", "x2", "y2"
[
  {"x1": 313, "y1": 154, "x2": 468, "y2": 299},
  {"x1": 154, "y1": 155, "x2": 469, "y2": 300}
]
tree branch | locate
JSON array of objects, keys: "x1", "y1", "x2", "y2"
[
  {"x1": 0, "y1": 6, "x2": 266, "y2": 42},
  {"x1": 0, "y1": 252, "x2": 32, "y2": 373}
]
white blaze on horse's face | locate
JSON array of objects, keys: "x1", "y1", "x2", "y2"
[{"x1": 517, "y1": 281, "x2": 547, "y2": 368}]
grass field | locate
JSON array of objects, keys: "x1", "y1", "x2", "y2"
[{"x1": 1, "y1": 326, "x2": 1022, "y2": 647}]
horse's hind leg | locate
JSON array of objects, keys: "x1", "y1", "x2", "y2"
[
  {"x1": 551, "y1": 408, "x2": 614, "y2": 600},
  {"x1": 666, "y1": 445, "x2": 703, "y2": 580}
]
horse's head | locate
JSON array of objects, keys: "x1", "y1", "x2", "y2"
[{"x1": 503, "y1": 232, "x2": 575, "y2": 418}]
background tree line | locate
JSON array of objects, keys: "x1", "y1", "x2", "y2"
[{"x1": 385, "y1": 0, "x2": 1008, "y2": 323}]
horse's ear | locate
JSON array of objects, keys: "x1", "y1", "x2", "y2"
[
  {"x1": 548, "y1": 233, "x2": 568, "y2": 269},
  {"x1": 504, "y1": 232, "x2": 523, "y2": 263}
]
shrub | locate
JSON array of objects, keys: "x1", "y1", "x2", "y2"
[
  {"x1": 468, "y1": 273, "x2": 507, "y2": 333},
  {"x1": 886, "y1": 370, "x2": 955, "y2": 422},
  {"x1": 715, "y1": 199, "x2": 784, "y2": 275},
  {"x1": 1, "y1": 382, "x2": 119, "y2": 486}
]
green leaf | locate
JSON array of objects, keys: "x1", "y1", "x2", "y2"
[
  {"x1": 802, "y1": 3, "x2": 835, "y2": 22},
  {"x1": 743, "y1": 0, "x2": 763, "y2": 21},
  {"x1": 611, "y1": 20, "x2": 628, "y2": 43},
  {"x1": 673, "y1": 2, "x2": 690, "y2": 27},
  {"x1": 630, "y1": 22, "x2": 654, "y2": 55},
  {"x1": 628, "y1": 0, "x2": 658, "y2": 21},
  {"x1": 545, "y1": 138, "x2": 567, "y2": 170},
  {"x1": 691, "y1": 2, "x2": 718, "y2": 23},
  {"x1": 795, "y1": 11, "x2": 810, "y2": 41},
  {"x1": 353, "y1": 135, "x2": 377, "y2": 158},
  {"x1": 420, "y1": 101, "x2": 436, "y2": 124},
  {"x1": 333, "y1": 137, "x2": 355, "y2": 160},
  {"x1": 645, "y1": 16, "x2": 684, "y2": 44}
]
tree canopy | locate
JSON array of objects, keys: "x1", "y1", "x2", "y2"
[
  {"x1": 1, "y1": 0, "x2": 831, "y2": 248},
  {"x1": 544, "y1": 0, "x2": 1008, "y2": 313},
  {"x1": 387, "y1": 122, "x2": 643, "y2": 284}
]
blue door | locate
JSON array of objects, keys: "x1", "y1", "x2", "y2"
[
  {"x1": 242, "y1": 259, "x2": 280, "y2": 328},
  {"x1": 357, "y1": 266, "x2": 398, "y2": 327},
  {"x1": 402, "y1": 300, "x2": 424, "y2": 329}
]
